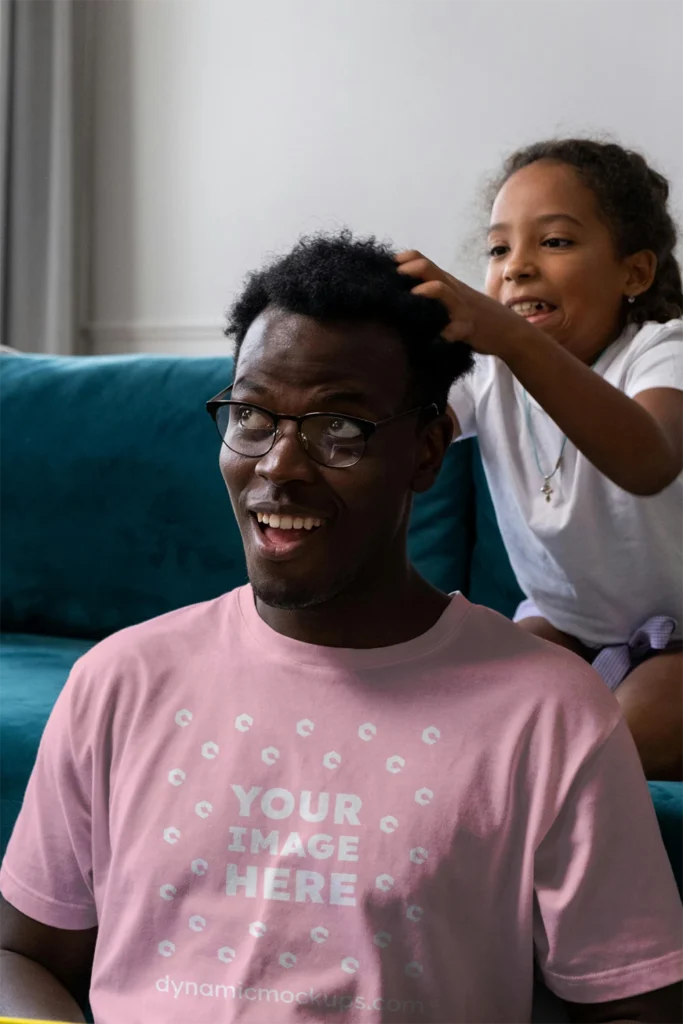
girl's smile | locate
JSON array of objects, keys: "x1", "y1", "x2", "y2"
[{"x1": 486, "y1": 159, "x2": 654, "y2": 363}]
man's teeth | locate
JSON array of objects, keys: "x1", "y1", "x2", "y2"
[
  {"x1": 511, "y1": 301, "x2": 553, "y2": 315},
  {"x1": 256, "y1": 512, "x2": 323, "y2": 531}
]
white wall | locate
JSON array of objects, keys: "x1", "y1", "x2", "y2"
[{"x1": 87, "y1": 0, "x2": 683, "y2": 356}]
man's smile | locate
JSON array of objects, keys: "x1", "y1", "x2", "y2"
[{"x1": 248, "y1": 509, "x2": 329, "y2": 562}]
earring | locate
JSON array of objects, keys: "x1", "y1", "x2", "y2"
[{"x1": 627, "y1": 295, "x2": 635, "y2": 304}]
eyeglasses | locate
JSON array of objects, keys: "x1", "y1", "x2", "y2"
[{"x1": 206, "y1": 386, "x2": 437, "y2": 469}]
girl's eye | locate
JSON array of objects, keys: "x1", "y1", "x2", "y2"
[
  {"x1": 488, "y1": 244, "x2": 508, "y2": 258},
  {"x1": 542, "y1": 237, "x2": 574, "y2": 249}
]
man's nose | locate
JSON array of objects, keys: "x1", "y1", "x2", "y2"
[{"x1": 255, "y1": 420, "x2": 318, "y2": 485}]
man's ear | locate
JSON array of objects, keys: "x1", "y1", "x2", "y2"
[{"x1": 411, "y1": 413, "x2": 454, "y2": 494}]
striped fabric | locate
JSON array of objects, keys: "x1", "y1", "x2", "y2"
[{"x1": 592, "y1": 616, "x2": 677, "y2": 691}]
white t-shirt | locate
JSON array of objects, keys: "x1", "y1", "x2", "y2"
[{"x1": 448, "y1": 319, "x2": 683, "y2": 646}]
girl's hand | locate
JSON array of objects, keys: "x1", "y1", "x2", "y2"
[{"x1": 395, "y1": 250, "x2": 536, "y2": 359}]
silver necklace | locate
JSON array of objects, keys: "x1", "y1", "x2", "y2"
[
  {"x1": 522, "y1": 348, "x2": 607, "y2": 503},
  {"x1": 522, "y1": 391, "x2": 567, "y2": 502}
]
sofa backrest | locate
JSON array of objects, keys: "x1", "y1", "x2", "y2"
[
  {"x1": 1, "y1": 353, "x2": 478, "y2": 639},
  {"x1": 468, "y1": 441, "x2": 525, "y2": 619},
  {"x1": 2, "y1": 354, "x2": 242, "y2": 638}
]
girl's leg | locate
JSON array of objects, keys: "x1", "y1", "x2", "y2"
[
  {"x1": 614, "y1": 650, "x2": 682, "y2": 781},
  {"x1": 515, "y1": 615, "x2": 594, "y2": 661}
]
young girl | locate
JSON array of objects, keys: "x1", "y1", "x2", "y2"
[{"x1": 397, "y1": 139, "x2": 683, "y2": 781}]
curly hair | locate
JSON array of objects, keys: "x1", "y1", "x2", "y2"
[
  {"x1": 226, "y1": 230, "x2": 473, "y2": 414},
  {"x1": 491, "y1": 139, "x2": 682, "y2": 325}
]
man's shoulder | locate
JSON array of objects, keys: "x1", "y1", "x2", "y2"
[
  {"x1": 66, "y1": 587, "x2": 245, "y2": 694},
  {"x1": 451, "y1": 600, "x2": 624, "y2": 775},
  {"x1": 456, "y1": 599, "x2": 620, "y2": 714}
]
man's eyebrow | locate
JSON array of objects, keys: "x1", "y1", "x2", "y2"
[
  {"x1": 488, "y1": 213, "x2": 584, "y2": 234},
  {"x1": 231, "y1": 376, "x2": 269, "y2": 395},
  {"x1": 310, "y1": 388, "x2": 373, "y2": 406}
]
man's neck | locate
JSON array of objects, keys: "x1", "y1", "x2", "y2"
[{"x1": 255, "y1": 566, "x2": 450, "y2": 649}]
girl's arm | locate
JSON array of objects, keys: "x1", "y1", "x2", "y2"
[
  {"x1": 504, "y1": 329, "x2": 682, "y2": 495},
  {"x1": 398, "y1": 253, "x2": 682, "y2": 495}
]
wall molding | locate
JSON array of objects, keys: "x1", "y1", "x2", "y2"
[{"x1": 84, "y1": 322, "x2": 233, "y2": 357}]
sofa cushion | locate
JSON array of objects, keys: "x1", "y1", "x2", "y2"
[
  {"x1": 409, "y1": 437, "x2": 474, "y2": 596},
  {"x1": 1, "y1": 354, "x2": 244, "y2": 638},
  {"x1": 0, "y1": 633, "x2": 95, "y2": 856},
  {"x1": 649, "y1": 781, "x2": 683, "y2": 894},
  {"x1": 468, "y1": 440, "x2": 525, "y2": 617}
]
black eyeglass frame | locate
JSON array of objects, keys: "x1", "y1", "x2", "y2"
[{"x1": 206, "y1": 385, "x2": 438, "y2": 467}]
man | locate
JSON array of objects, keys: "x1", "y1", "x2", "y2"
[{"x1": 1, "y1": 232, "x2": 681, "y2": 1023}]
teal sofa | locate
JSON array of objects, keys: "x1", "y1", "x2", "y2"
[{"x1": 1, "y1": 351, "x2": 680, "y2": 1022}]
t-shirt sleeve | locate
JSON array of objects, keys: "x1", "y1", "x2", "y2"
[
  {"x1": 0, "y1": 661, "x2": 97, "y2": 930},
  {"x1": 533, "y1": 716, "x2": 683, "y2": 1003},
  {"x1": 624, "y1": 320, "x2": 683, "y2": 397},
  {"x1": 447, "y1": 358, "x2": 486, "y2": 438}
]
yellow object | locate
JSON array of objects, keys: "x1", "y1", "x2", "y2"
[{"x1": 0, "y1": 1018, "x2": 75, "y2": 1023}]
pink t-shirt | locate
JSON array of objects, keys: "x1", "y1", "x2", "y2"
[{"x1": 1, "y1": 588, "x2": 681, "y2": 1024}]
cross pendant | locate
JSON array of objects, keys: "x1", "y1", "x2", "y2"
[{"x1": 541, "y1": 479, "x2": 553, "y2": 502}]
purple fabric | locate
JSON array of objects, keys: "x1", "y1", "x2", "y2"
[
  {"x1": 514, "y1": 600, "x2": 678, "y2": 692},
  {"x1": 591, "y1": 616, "x2": 678, "y2": 691}
]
